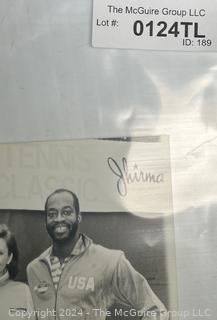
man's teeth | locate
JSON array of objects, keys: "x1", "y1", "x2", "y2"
[{"x1": 55, "y1": 226, "x2": 67, "y2": 232}]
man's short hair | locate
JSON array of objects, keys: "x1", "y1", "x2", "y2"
[{"x1": 44, "y1": 189, "x2": 80, "y2": 215}]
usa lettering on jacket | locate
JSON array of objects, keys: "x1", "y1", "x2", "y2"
[{"x1": 68, "y1": 276, "x2": 95, "y2": 291}]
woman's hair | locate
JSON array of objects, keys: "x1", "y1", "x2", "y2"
[{"x1": 0, "y1": 224, "x2": 19, "y2": 279}]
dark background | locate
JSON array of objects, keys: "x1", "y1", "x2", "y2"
[{"x1": 0, "y1": 210, "x2": 176, "y2": 315}]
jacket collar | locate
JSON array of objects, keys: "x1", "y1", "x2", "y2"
[{"x1": 39, "y1": 233, "x2": 92, "y2": 262}]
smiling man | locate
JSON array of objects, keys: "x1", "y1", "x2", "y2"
[{"x1": 27, "y1": 189, "x2": 168, "y2": 320}]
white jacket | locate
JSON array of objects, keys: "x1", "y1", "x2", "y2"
[{"x1": 27, "y1": 234, "x2": 168, "y2": 320}]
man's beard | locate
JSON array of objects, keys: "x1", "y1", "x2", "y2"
[{"x1": 46, "y1": 220, "x2": 79, "y2": 244}]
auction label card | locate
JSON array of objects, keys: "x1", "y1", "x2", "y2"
[{"x1": 92, "y1": 0, "x2": 217, "y2": 51}]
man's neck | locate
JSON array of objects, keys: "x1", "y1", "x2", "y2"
[{"x1": 52, "y1": 231, "x2": 79, "y2": 262}]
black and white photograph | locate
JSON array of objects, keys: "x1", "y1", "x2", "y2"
[{"x1": 0, "y1": 137, "x2": 177, "y2": 320}]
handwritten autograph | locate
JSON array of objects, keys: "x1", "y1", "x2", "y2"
[{"x1": 107, "y1": 157, "x2": 164, "y2": 196}]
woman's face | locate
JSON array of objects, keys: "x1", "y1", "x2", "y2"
[{"x1": 0, "y1": 238, "x2": 11, "y2": 277}]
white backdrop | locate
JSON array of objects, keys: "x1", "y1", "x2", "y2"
[{"x1": 0, "y1": 138, "x2": 172, "y2": 214}]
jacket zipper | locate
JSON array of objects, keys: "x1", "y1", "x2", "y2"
[
  {"x1": 54, "y1": 254, "x2": 83, "y2": 320},
  {"x1": 54, "y1": 274, "x2": 60, "y2": 320}
]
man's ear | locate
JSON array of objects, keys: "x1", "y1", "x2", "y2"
[
  {"x1": 7, "y1": 253, "x2": 13, "y2": 265},
  {"x1": 78, "y1": 214, "x2": 82, "y2": 224}
]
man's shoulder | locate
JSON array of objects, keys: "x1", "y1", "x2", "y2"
[
  {"x1": 27, "y1": 247, "x2": 51, "y2": 272},
  {"x1": 88, "y1": 240, "x2": 124, "y2": 265},
  {"x1": 27, "y1": 257, "x2": 40, "y2": 272}
]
